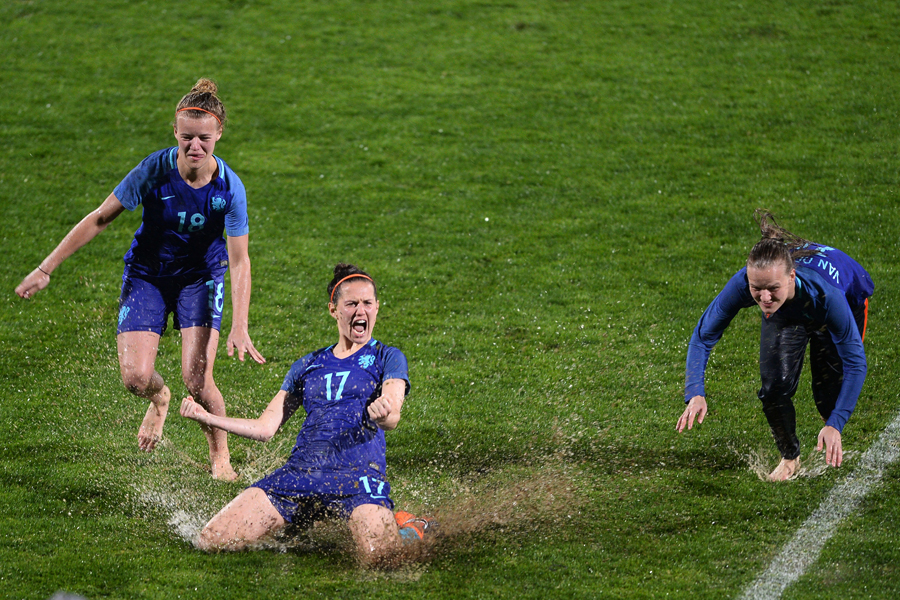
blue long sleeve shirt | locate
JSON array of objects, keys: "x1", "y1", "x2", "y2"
[{"x1": 685, "y1": 244, "x2": 873, "y2": 432}]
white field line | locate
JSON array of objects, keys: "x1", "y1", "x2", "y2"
[{"x1": 740, "y1": 409, "x2": 900, "y2": 600}]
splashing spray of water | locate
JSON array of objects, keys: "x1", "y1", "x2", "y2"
[
  {"x1": 738, "y1": 445, "x2": 854, "y2": 481},
  {"x1": 131, "y1": 436, "x2": 591, "y2": 568}
]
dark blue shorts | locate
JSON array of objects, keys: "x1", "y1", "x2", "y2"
[
  {"x1": 117, "y1": 273, "x2": 225, "y2": 335},
  {"x1": 250, "y1": 463, "x2": 394, "y2": 525}
]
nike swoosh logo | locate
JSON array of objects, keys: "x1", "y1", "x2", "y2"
[{"x1": 161, "y1": 195, "x2": 175, "y2": 200}]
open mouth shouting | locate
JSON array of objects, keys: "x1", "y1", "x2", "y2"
[
  {"x1": 352, "y1": 318, "x2": 368, "y2": 337},
  {"x1": 330, "y1": 278, "x2": 379, "y2": 350}
]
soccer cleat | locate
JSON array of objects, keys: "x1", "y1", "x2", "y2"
[{"x1": 394, "y1": 510, "x2": 436, "y2": 543}]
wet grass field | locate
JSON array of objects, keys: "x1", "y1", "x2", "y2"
[{"x1": 2, "y1": 1, "x2": 899, "y2": 598}]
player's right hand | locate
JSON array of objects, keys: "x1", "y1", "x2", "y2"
[
  {"x1": 180, "y1": 396, "x2": 207, "y2": 422},
  {"x1": 15, "y1": 268, "x2": 50, "y2": 299},
  {"x1": 676, "y1": 395, "x2": 708, "y2": 433}
]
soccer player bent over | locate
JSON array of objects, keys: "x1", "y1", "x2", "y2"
[{"x1": 676, "y1": 210, "x2": 873, "y2": 481}]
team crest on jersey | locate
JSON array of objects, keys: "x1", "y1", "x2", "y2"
[
  {"x1": 211, "y1": 196, "x2": 226, "y2": 211},
  {"x1": 358, "y1": 354, "x2": 375, "y2": 369}
]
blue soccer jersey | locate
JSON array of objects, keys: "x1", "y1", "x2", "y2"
[
  {"x1": 113, "y1": 147, "x2": 249, "y2": 278},
  {"x1": 792, "y1": 243, "x2": 874, "y2": 308},
  {"x1": 685, "y1": 243, "x2": 873, "y2": 431},
  {"x1": 279, "y1": 339, "x2": 410, "y2": 477}
]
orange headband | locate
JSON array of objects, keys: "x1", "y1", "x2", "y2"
[
  {"x1": 177, "y1": 107, "x2": 222, "y2": 125},
  {"x1": 330, "y1": 274, "x2": 374, "y2": 304}
]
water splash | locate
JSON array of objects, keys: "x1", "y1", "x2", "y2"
[
  {"x1": 378, "y1": 455, "x2": 592, "y2": 568},
  {"x1": 738, "y1": 445, "x2": 855, "y2": 481},
  {"x1": 129, "y1": 437, "x2": 591, "y2": 565},
  {"x1": 168, "y1": 509, "x2": 207, "y2": 541},
  {"x1": 133, "y1": 484, "x2": 211, "y2": 545}
]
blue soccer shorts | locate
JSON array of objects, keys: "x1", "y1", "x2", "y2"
[
  {"x1": 117, "y1": 273, "x2": 225, "y2": 335},
  {"x1": 250, "y1": 462, "x2": 394, "y2": 525}
]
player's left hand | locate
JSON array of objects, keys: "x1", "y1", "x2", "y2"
[
  {"x1": 227, "y1": 329, "x2": 266, "y2": 364},
  {"x1": 817, "y1": 425, "x2": 843, "y2": 467},
  {"x1": 366, "y1": 395, "x2": 395, "y2": 428}
]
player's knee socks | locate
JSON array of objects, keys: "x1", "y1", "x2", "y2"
[
  {"x1": 398, "y1": 526, "x2": 423, "y2": 544},
  {"x1": 395, "y1": 510, "x2": 427, "y2": 544}
]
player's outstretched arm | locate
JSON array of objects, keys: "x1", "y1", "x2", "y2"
[
  {"x1": 225, "y1": 234, "x2": 265, "y2": 364},
  {"x1": 180, "y1": 390, "x2": 296, "y2": 442},
  {"x1": 366, "y1": 378, "x2": 406, "y2": 431},
  {"x1": 676, "y1": 395, "x2": 708, "y2": 433},
  {"x1": 16, "y1": 193, "x2": 125, "y2": 299}
]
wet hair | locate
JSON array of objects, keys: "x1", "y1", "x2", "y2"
[
  {"x1": 174, "y1": 78, "x2": 226, "y2": 127},
  {"x1": 327, "y1": 263, "x2": 377, "y2": 304},
  {"x1": 747, "y1": 209, "x2": 818, "y2": 273}
]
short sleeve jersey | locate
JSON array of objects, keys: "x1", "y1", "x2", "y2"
[
  {"x1": 280, "y1": 339, "x2": 410, "y2": 477},
  {"x1": 113, "y1": 147, "x2": 249, "y2": 278},
  {"x1": 685, "y1": 243, "x2": 873, "y2": 431}
]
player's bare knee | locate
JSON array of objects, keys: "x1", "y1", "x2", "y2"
[
  {"x1": 196, "y1": 526, "x2": 227, "y2": 552},
  {"x1": 121, "y1": 370, "x2": 153, "y2": 397}
]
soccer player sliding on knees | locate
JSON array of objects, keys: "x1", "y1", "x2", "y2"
[
  {"x1": 15, "y1": 78, "x2": 265, "y2": 480},
  {"x1": 180, "y1": 264, "x2": 433, "y2": 563},
  {"x1": 676, "y1": 210, "x2": 873, "y2": 481}
]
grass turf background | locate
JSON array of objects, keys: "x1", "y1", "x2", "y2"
[{"x1": 1, "y1": 0, "x2": 898, "y2": 598}]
